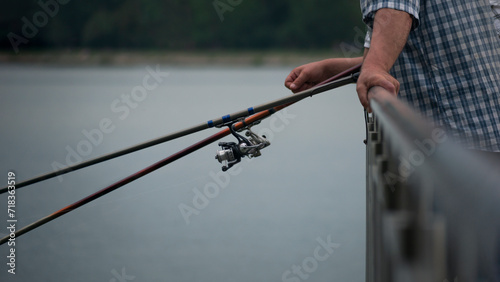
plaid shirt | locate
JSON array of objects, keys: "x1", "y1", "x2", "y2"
[{"x1": 361, "y1": 0, "x2": 500, "y2": 152}]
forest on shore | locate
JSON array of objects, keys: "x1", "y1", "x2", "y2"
[{"x1": 1, "y1": 0, "x2": 365, "y2": 54}]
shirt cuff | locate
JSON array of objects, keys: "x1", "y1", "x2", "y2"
[{"x1": 362, "y1": 0, "x2": 421, "y2": 30}]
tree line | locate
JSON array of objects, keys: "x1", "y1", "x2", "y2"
[{"x1": 1, "y1": 0, "x2": 364, "y2": 53}]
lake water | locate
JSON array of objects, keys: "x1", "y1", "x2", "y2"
[{"x1": 0, "y1": 64, "x2": 366, "y2": 282}]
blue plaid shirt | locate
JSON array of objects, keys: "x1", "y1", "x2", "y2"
[{"x1": 361, "y1": 0, "x2": 500, "y2": 151}]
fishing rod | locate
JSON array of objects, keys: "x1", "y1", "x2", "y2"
[
  {"x1": 0, "y1": 64, "x2": 361, "y2": 194},
  {"x1": 0, "y1": 65, "x2": 360, "y2": 245},
  {"x1": 0, "y1": 109, "x2": 274, "y2": 245}
]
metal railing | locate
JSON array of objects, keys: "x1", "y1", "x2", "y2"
[{"x1": 365, "y1": 86, "x2": 500, "y2": 282}]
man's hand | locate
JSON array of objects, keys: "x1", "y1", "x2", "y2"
[
  {"x1": 285, "y1": 57, "x2": 362, "y2": 93},
  {"x1": 356, "y1": 65, "x2": 399, "y2": 111}
]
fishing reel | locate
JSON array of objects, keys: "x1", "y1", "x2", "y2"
[{"x1": 215, "y1": 121, "x2": 270, "y2": 171}]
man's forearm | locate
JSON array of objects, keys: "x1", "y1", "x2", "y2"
[
  {"x1": 363, "y1": 8, "x2": 413, "y2": 72},
  {"x1": 323, "y1": 57, "x2": 363, "y2": 75},
  {"x1": 355, "y1": 8, "x2": 413, "y2": 109}
]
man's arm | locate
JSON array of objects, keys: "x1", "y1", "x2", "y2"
[
  {"x1": 356, "y1": 8, "x2": 413, "y2": 110},
  {"x1": 285, "y1": 57, "x2": 363, "y2": 93}
]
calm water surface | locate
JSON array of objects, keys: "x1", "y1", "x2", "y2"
[{"x1": 0, "y1": 64, "x2": 366, "y2": 282}]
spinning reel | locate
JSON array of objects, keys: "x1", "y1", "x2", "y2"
[{"x1": 215, "y1": 120, "x2": 270, "y2": 171}]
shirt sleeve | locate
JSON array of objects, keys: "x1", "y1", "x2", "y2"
[{"x1": 361, "y1": 0, "x2": 421, "y2": 30}]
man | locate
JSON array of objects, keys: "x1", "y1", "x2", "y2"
[{"x1": 285, "y1": 0, "x2": 500, "y2": 154}]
